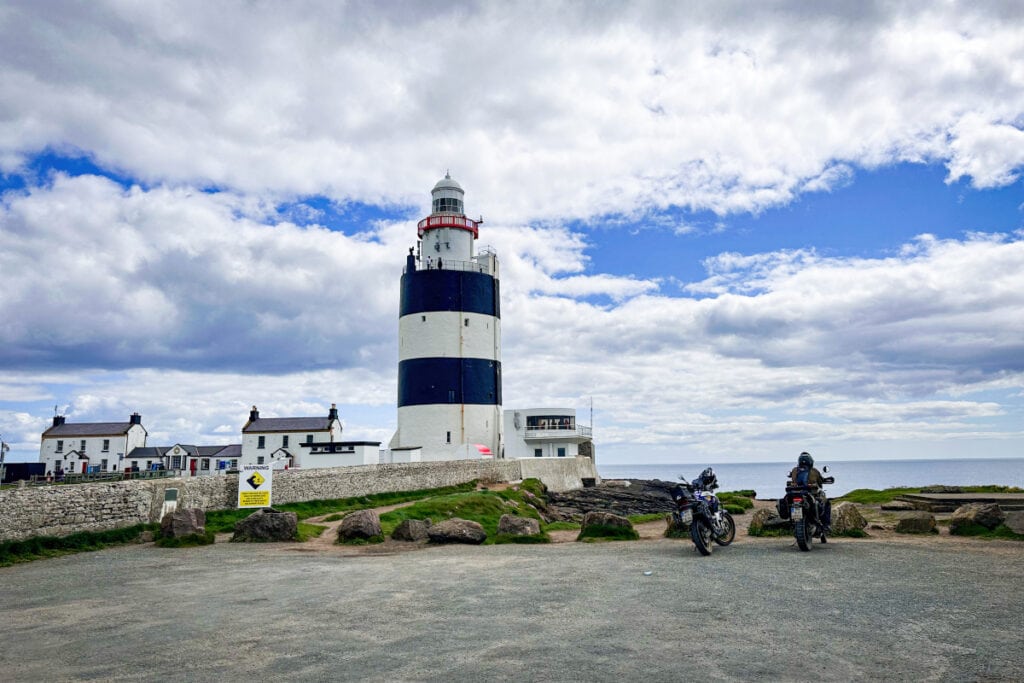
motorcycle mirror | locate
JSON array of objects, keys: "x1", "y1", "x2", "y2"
[{"x1": 822, "y1": 465, "x2": 829, "y2": 473}]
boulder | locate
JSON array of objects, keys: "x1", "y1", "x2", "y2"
[
  {"x1": 664, "y1": 513, "x2": 689, "y2": 538},
  {"x1": 391, "y1": 518, "x2": 432, "y2": 542},
  {"x1": 949, "y1": 503, "x2": 1006, "y2": 534},
  {"x1": 497, "y1": 514, "x2": 541, "y2": 537},
  {"x1": 880, "y1": 500, "x2": 916, "y2": 511},
  {"x1": 427, "y1": 518, "x2": 487, "y2": 545},
  {"x1": 337, "y1": 509, "x2": 382, "y2": 542},
  {"x1": 160, "y1": 508, "x2": 206, "y2": 538},
  {"x1": 832, "y1": 502, "x2": 868, "y2": 535},
  {"x1": 580, "y1": 511, "x2": 633, "y2": 531},
  {"x1": 231, "y1": 508, "x2": 298, "y2": 542},
  {"x1": 895, "y1": 511, "x2": 936, "y2": 534},
  {"x1": 749, "y1": 508, "x2": 792, "y2": 534},
  {"x1": 920, "y1": 485, "x2": 962, "y2": 494},
  {"x1": 1002, "y1": 511, "x2": 1024, "y2": 535}
]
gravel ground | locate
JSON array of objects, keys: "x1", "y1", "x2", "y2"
[{"x1": 1, "y1": 530, "x2": 1021, "y2": 682}]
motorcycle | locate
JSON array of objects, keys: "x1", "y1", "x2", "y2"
[
  {"x1": 670, "y1": 467, "x2": 736, "y2": 556},
  {"x1": 780, "y1": 466, "x2": 835, "y2": 551}
]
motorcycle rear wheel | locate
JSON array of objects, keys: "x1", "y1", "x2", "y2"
[
  {"x1": 714, "y1": 512, "x2": 736, "y2": 546},
  {"x1": 691, "y1": 519, "x2": 713, "y2": 556},
  {"x1": 794, "y1": 520, "x2": 812, "y2": 551}
]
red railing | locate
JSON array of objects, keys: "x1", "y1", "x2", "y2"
[{"x1": 417, "y1": 215, "x2": 480, "y2": 239}]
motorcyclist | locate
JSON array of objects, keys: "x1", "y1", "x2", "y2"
[{"x1": 789, "y1": 452, "x2": 831, "y2": 531}]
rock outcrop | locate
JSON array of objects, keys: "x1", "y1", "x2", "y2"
[
  {"x1": 748, "y1": 508, "x2": 792, "y2": 534},
  {"x1": 391, "y1": 518, "x2": 432, "y2": 542},
  {"x1": 337, "y1": 509, "x2": 382, "y2": 542},
  {"x1": 880, "y1": 500, "x2": 916, "y2": 511},
  {"x1": 831, "y1": 502, "x2": 868, "y2": 535},
  {"x1": 548, "y1": 480, "x2": 677, "y2": 519},
  {"x1": 894, "y1": 511, "x2": 936, "y2": 534},
  {"x1": 427, "y1": 518, "x2": 487, "y2": 545},
  {"x1": 949, "y1": 503, "x2": 1006, "y2": 534},
  {"x1": 160, "y1": 508, "x2": 206, "y2": 538},
  {"x1": 497, "y1": 514, "x2": 541, "y2": 537},
  {"x1": 231, "y1": 508, "x2": 298, "y2": 542}
]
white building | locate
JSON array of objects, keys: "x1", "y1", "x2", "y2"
[
  {"x1": 389, "y1": 174, "x2": 503, "y2": 460},
  {"x1": 152, "y1": 443, "x2": 242, "y2": 476},
  {"x1": 241, "y1": 404, "x2": 377, "y2": 469},
  {"x1": 503, "y1": 408, "x2": 593, "y2": 460},
  {"x1": 39, "y1": 413, "x2": 148, "y2": 475}
]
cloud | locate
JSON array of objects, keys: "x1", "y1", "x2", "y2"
[{"x1": 0, "y1": 2, "x2": 1021, "y2": 222}]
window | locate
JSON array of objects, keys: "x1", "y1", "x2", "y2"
[
  {"x1": 131, "y1": 461, "x2": 138, "y2": 469},
  {"x1": 102, "y1": 439, "x2": 110, "y2": 452},
  {"x1": 80, "y1": 440, "x2": 86, "y2": 451},
  {"x1": 557, "y1": 447, "x2": 566, "y2": 458},
  {"x1": 446, "y1": 431, "x2": 451, "y2": 444},
  {"x1": 282, "y1": 435, "x2": 289, "y2": 448},
  {"x1": 257, "y1": 436, "x2": 265, "y2": 449},
  {"x1": 231, "y1": 460, "x2": 238, "y2": 469},
  {"x1": 421, "y1": 315, "x2": 426, "y2": 322},
  {"x1": 201, "y1": 459, "x2": 210, "y2": 470},
  {"x1": 534, "y1": 449, "x2": 542, "y2": 458},
  {"x1": 100, "y1": 459, "x2": 108, "y2": 470},
  {"x1": 448, "y1": 389, "x2": 456, "y2": 403},
  {"x1": 464, "y1": 318, "x2": 469, "y2": 326},
  {"x1": 257, "y1": 456, "x2": 265, "y2": 465},
  {"x1": 306, "y1": 434, "x2": 313, "y2": 443},
  {"x1": 56, "y1": 440, "x2": 63, "y2": 453},
  {"x1": 172, "y1": 455, "x2": 182, "y2": 469}
]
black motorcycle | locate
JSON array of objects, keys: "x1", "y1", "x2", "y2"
[
  {"x1": 670, "y1": 468, "x2": 736, "y2": 556},
  {"x1": 780, "y1": 466, "x2": 835, "y2": 551}
]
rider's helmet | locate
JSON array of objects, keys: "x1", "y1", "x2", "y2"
[
  {"x1": 696, "y1": 467, "x2": 718, "y2": 490},
  {"x1": 798, "y1": 452, "x2": 814, "y2": 469}
]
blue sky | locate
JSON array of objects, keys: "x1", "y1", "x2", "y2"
[{"x1": 1, "y1": 2, "x2": 1023, "y2": 465}]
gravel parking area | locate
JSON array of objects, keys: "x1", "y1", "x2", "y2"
[{"x1": 1, "y1": 533, "x2": 1021, "y2": 682}]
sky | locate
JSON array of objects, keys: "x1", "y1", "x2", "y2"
[{"x1": 1, "y1": 1, "x2": 1023, "y2": 466}]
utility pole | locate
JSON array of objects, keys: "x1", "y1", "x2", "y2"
[{"x1": 0, "y1": 434, "x2": 8, "y2": 485}]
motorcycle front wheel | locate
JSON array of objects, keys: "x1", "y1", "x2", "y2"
[
  {"x1": 691, "y1": 519, "x2": 713, "y2": 556},
  {"x1": 794, "y1": 519, "x2": 812, "y2": 551},
  {"x1": 714, "y1": 512, "x2": 736, "y2": 546}
]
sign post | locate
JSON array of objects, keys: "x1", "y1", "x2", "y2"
[{"x1": 237, "y1": 463, "x2": 272, "y2": 509}]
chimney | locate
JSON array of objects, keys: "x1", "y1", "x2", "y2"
[
  {"x1": 129, "y1": 412, "x2": 142, "y2": 425},
  {"x1": 328, "y1": 403, "x2": 339, "y2": 421},
  {"x1": 250, "y1": 405, "x2": 260, "y2": 422},
  {"x1": 52, "y1": 415, "x2": 66, "y2": 427}
]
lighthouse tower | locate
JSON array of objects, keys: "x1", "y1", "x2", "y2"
[{"x1": 389, "y1": 173, "x2": 502, "y2": 460}]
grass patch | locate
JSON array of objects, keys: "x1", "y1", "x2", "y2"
[
  {"x1": 628, "y1": 513, "x2": 667, "y2": 524},
  {"x1": 832, "y1": 528, "x2": 870, "y2": 538},
  {"x1": 493, "y1": 532, "x2": 551, "y2": 544},
  {"x1": 338, "y1": 534, "x2": 385, "y2": 545},
  {"x1": 0, "y1": 523, "x2": 158, "y2": 566},
  {"x1": 543, "y1": 521, "x2": 580, "y2": 532},
  {"x1": 322, "y1": 513, "x2": 345, "y2": 522},
  {"x1": 296, "y1": 522, "x2": 327, "y2": 542},
  {"x1": 747, "y1": 525, "x2": 791, "y2": 537},
  {"x1": 837, "y1": 485, "x2": 1024, "y2": 505},
  {"x1": 204, "y1": 481, "x2": 478, "y2": 533},
  {"x1": 950, "y1": 523, "x2": 1024, "y2": 540},
  {"x1": 379, "y1": 484, "x2": 547, "y2": 543},
  {"x1": 154, "y1": 530, "x2": 215, "y2": 548},
  {"x1": 576, "y1": 524, "x2": 640, "y2": 542}
]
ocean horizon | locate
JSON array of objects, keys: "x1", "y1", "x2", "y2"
[{"x1": 596, "y1": 456, "x2": 1024, "y2": 499}]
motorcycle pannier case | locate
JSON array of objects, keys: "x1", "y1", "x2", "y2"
[{"x1": 776, "y1": 497, "x2": 791, "y2": 519}]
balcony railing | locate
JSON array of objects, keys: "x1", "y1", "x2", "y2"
[{"x1": 524, "y1": 425, "x2": 592, "y2": 440}]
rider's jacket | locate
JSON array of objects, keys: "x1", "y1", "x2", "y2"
[{"x1": 788, "y1": 466, "x2": 825, "y2": 488}]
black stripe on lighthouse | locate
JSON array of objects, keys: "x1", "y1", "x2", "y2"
[
  {"x1": 398, "y1": 358, "x2": 502, "y2": 407},
  {"x1": 400, "y1": 269, "x2": 500, "y2": 318}
]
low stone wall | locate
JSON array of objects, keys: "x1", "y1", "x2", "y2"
[{"x1": 0, "y1": 457, "x2": 597, "y2": 542}]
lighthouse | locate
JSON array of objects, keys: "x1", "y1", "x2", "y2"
[{"x1": 389, "y1": 173, "x2": 502, "y2": 460}]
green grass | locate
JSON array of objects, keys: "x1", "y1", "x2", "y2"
[
  {"x1": 379, "y1": 481, "x2": 549, "y2": 543},
  {"x1": 950, "y1": 523, "x2": 1024, "y2": 540},
  {"x1": 837, "y1": 485, "x2": 1024, "y2": 505},
  {"x1": 296, "y1": 522, "x2": 327, "y2": 542},
  {"x1": 338, "y1": 534, "x2": 385, "y2": 545},
  {"x1": 154, "y1": 530, "x2": 215, "y2": 548},
  {"x1": 832, "y1": 528, "x2": 870, "y2": 538},
  {"x1": 0, "y1": 523, "x2": 159, "y2": 566},
  {"x1": 493, "y1": 532, "x2": 551, "y2": 544},
  {"x1": 747, "y1": 525, "x2": 791, "y2": 537},
  {"x1": 628, "y1": 513, "x2": 667, "y2": 524},
  {"x1": 204, "y1": 481, "x2": 478, "y2": 533},
  {"x1": 576, "y1": 524, "x2": 640, "y2": 542},
  {"x1": 543, "y1": 521, "x2": 580, "y2": 532}
]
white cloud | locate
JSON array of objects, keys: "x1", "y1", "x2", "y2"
[{"x1": 0, "y1": 2, "x2": 1021, "y2": 221}]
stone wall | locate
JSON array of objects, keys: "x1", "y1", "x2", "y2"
[{"x1": 0, "y1": 457, "x2": 597, "y2": 542}]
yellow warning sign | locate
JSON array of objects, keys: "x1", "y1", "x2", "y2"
[
  {"x1": 238, "y1": 464, "x2": 273, "y2": 508},
  {"x1": 239, "y1": 491, "x2": 270, "y2": 507}
]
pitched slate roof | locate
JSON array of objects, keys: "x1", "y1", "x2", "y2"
[
  {"x1": 242, "y1": 417, "x2": 334, "y2": 433},
  {"x1": 43, "y1": 422, "x2": 136, "y2": 437},
  {"x1": 126, "y1": 447, "x2": 170, "y2": 458}
]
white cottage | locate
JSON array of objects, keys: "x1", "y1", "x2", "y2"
[
  {"x1": 240, "y1": 404, "x2": 376, "y2": 469},
  {"x1": 39, "y1": 413, "x2": 148, "y2": 475}
]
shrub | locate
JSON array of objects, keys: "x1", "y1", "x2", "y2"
[
  {"x1": 154, "y1": 530, "x2": 215, "y2": 548},
  {"x1": 493, "y1": 532, "x2": 551, "y2": 544},
  {"x1": 0, "y1": 523, "x2": 158, "y2": 566},
  {"x1": 576, "y1": 524, "x2": 640, "y2": 542}
]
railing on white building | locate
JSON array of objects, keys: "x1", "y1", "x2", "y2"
[{"x1": 524, "y1": 425, "x2": 592, "y2": 440}]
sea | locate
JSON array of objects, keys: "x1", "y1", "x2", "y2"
[{"x1": 597, "y1": 457, "x2": 1024, "y2": 499}]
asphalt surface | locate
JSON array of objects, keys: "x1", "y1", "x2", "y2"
[{"x1": 1, "y1": 535, "x2": 1021, "y2": 682}]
